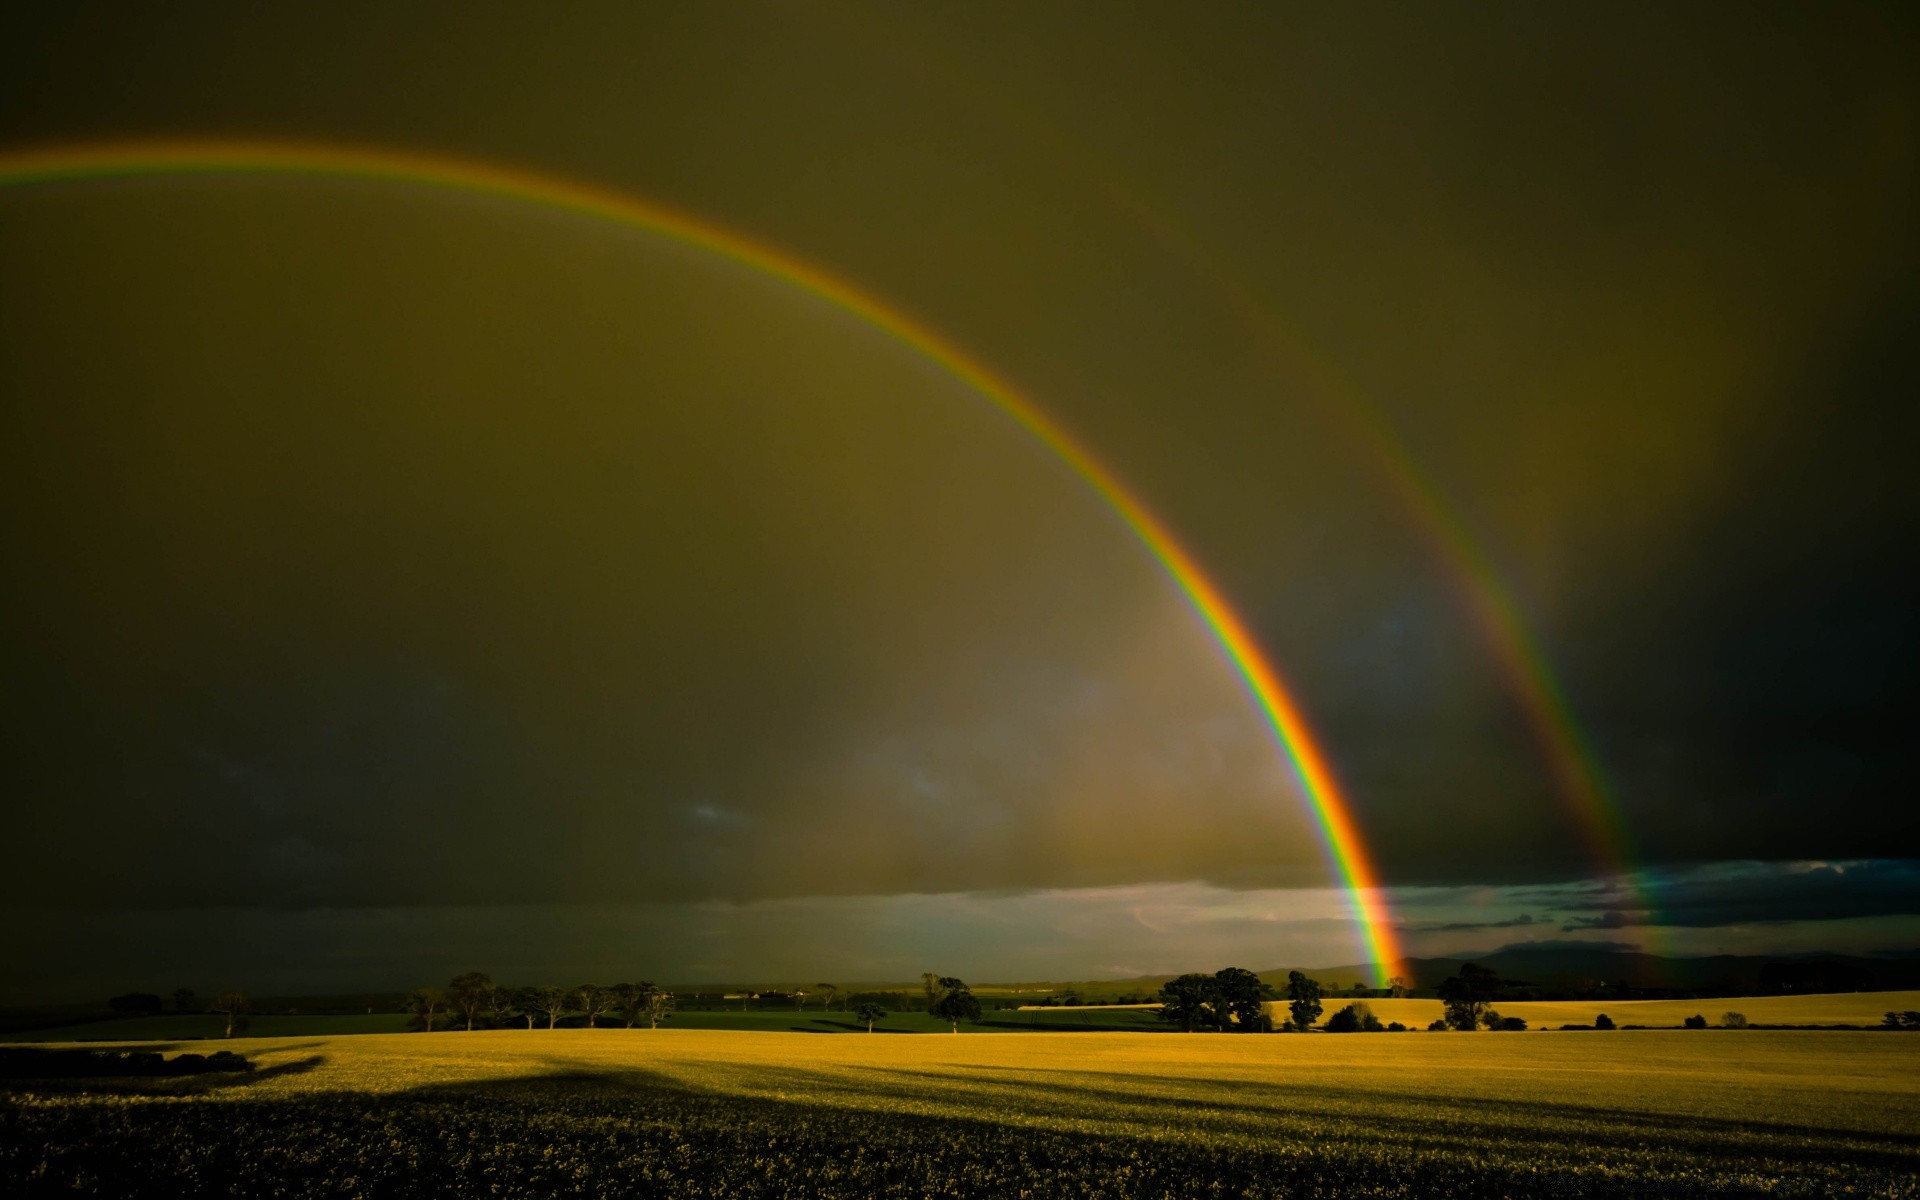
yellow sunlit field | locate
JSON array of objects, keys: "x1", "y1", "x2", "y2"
[
  {"x1": 1273, "y1": 989, "x2": 1920, "y2": 1029},
  {"x1": 5, "y1": 1028, "x2": 1918, "y2": 1197}
]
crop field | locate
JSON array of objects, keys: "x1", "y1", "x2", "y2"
[
  {"x1": 1279, "y1": 989, "x2": 1920, "y2": 1030},
  {"x1": 3, "y1": 1029, "x2": 1917, "y2": 1197}
]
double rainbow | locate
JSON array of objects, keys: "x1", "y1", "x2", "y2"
[{"x1": 0, "y1": 139, "x2": 1407, "y2": 981}]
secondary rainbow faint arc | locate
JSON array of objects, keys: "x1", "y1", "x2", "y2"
[{"x1": 0, "y1": 138, "x2": 1407, "y2": 981}]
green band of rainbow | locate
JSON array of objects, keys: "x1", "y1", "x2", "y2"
[{"x1": 0, "y1": 138, "x2": 1407, "y2": 981}]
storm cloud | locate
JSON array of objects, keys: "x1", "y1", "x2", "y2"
[{"x1": 0, "y1": 3, "x2": 1915, "y2": 995}]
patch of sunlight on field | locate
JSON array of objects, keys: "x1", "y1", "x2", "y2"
[
  {"x1": 60, "y1": 1027, "x2": 1920, "y2": 1131},
  {"x1": 1291, "y1": 989, "x2": 1920, "y2": 1029}
]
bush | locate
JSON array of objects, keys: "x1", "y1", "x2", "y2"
[
  {"x1": 1386, "y1": 1022, "x2": 1407, "y2": 1032},
  {"x1": 1882, "y1": 1011, "x2": 1920, "y2": 1030},
  {"x1": 1593, "y1": 1013, "x2": 1616, "y2": 1030},
  {"x1": 1684, "y1": 1014, "x2": 1708, "y2": 1029},
  {"x1": 1495, "y1": 1017, "x2": 1528, "y2": 1031},
  {"x1": 1324, "y1": 1002, "x2": 1383, "y2": 1033},
  {"x1": 1427, "y1": 1019, "x2": 1448, "y2": 1031},
  {"x1": 1721, "y1": 1012, "x2": 1749, "y2": 1029}
]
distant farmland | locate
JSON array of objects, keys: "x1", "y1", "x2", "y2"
[
  {"x1": 1279, "y1": 989, "x2": 1920, "y2": 1029},
  {"x1": 3, "y1": 1029, "x2": 1916, "y2": 1197}
]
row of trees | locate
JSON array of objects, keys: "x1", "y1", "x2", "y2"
[{"x1": 407, "y1": 974, "x2": 674, "y2": 1031}]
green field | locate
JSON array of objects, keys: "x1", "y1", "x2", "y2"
[{"x1": 4, "y1": 1028, "x2": 1916, "y2": 1196}]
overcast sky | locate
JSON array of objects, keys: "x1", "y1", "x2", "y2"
[{"x1": 1, "y1": 2, "x2": 1915, "y2": 1000}]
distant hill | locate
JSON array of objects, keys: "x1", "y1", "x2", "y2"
[{"x1": 1287, "y1": 947, "x2": 1920, "y2": 995}]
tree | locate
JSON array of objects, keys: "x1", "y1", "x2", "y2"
[
  {"x1": 485, "y1": 985, "x2": 524, "y2": 1029},
  {"x1": 816, "y1": 984, "x2": 838, "y2": 1012},
  {"x1": 1427, "y1": 1019, "x2": 1448, "y2": 1031},
  {"x1": 1495, "y1": 1016, "x2": 1528, "y2": 1031},
  {"x1": 1212, "y1": 967, "x2": 1270, "y2": 1032},
  {"x1": 109, "y1": 993, "x2": 164, "y2": 1016},
  {"x1": 1286, "y1": 971, "x2": 1324, "y2": 1031},
  {"x1": 921, "y1": 973, "x2": 947, "y2": 1013},
  {"x1": 1721, "y1": 1012, "x2": 1749, "y2": 1029},
  {"x1": 1594, "y1": 1013, "x2": 1616, "y2": 1030},
  {"x1": 644, "y1": 986, "x2": 675, "y2": 1030},
  {"x1": 791, "y1": 988, "x2": 808, "y2": 1012},
  {"x1": 1157, "y1": 974, "x2": 1218, "y2": 1032},
  {"x1": 527, "y1": 985, "x2": 570, "y2": 1030},
  {"x1": 1438, "y1": 963, "x2": 1501, "y2": 1031},
  {"x1": 609, "y1": 982, "x2": 654, "y2": 1029},
  {"x1": 171, "y1": 988, "x2": 198, "y2": 1014},
  {"x1": 404, "y1": 987, "x2": 446, "y2": 1033},
  {"x1": 1326, "y1": 1002, "x2": 1383, "y2": 1033},
  {"x1": 854, "y1": 1002, "x2": 888, "y2": 1032},
  {"x1": 574, "y1": 984, "x2": 611, "y2": 1028},
  {"x1": 508, "y1": 987, "x2": 543, "y2": 1029},
  {"x1": 1683, "y1": 1013, "x2": 1708, "y2": 1029},
  {"x1": 208, "y1": 989, "x2": 250, "y2": 1039},
  {"x1": 929, "y1": 977, "x2": 981, "y2": 1032},
  {"x1": 449, "y1": 972, "x2": 494, "y2": 1031},
  {"x1": 1387, "y1": 976, "x2": 1412, "y2": 998}
]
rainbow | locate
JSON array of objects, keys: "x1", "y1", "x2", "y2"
[
  {"x1": 1092, "y1": 200, "x2": 1658, "y2": 931},
  {"x1": 0, "y1": 138, "x2": 1408, "y2": 981}
]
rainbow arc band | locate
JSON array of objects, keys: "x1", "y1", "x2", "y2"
[{"x1": 0, "y1": 139, "x2": 1405, "y2": 982}]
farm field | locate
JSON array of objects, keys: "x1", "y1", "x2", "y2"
[
  {"x1": 1297, "y1": 989, "x2": 1920, "y2": 1030},
  {"x1": 10, "y1": 990, "x2": 1910, "y2": 1044},
  {"x1": 3, "y1": 1028, "x2": 1916, "y2": 1197}
]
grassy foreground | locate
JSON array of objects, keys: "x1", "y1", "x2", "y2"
[{"x1": 4, "y1": 1029, "x2": 1917, "y2": 1197}]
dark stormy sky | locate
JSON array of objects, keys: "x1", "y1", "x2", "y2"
[{"x1": 2, "y1": 3, "x2": 1916, "y2": 999}]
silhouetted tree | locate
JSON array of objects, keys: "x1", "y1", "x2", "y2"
[
  {"x1": 921, "y1": 973, "x2": 946, "y2": 1013},
  {"x1": 1213, "y1": 967, "x2": 1270, "y2": 1032},
  {"x1": 1683, "y1": 1013, "x2": 1708, "y2": 1029},
  {"x1": 208, "y1": 990, "x2": 250, "y2": 1039},
  {"x1": 609, "y1": 982, "x2": 653, "y2": 1029},
  {"x1": 1286, "y1": 971, "x2": 1324, "y2": 1030},
  {"x1": 855, "y1": 1002, "x2": 887, "y2": 1032},
  {"x1": 816, "y1": 984, "x2": 837, "y2": 1011},
  {"x1": 171, "y1": 988, "x2": 198, "y2": 1014},
  {"x1": 1427, "y1": 1019, "x2": 1448, "y2": 1031},
  {"x1": 1594, "y1": 1013, "x2": 1616, "y2": 1030},
  {"x1": 1721, "y1": 1012, "x2": 1749, "y2": 1029},
  {"x1": 574, "y1": 985, "x2": 611, "y2": 1028},
  {"x1": 1326, "y1": 1002, "x2": 1383, "y2": 1032},
  {"x1": 404, "y1": 988, "x2": 446, "y2": 1032},
  {"x1": 507, "y1": 987, "x2": 542, "y2": 1029},
  {"x1": 109, "y1": 993, "x2": 163, "y2": 1016},
  {"x1": 929, "y1": 977, "x2": 980, "y2": 1032},
  {"x1": 644, "y1": 986, "x2": 675, "y2": 1029},
  {"x1": 485, "y1": 985, "x2": 523, "y2": 1029},
  {"x1": 1387, "y1": 976, "x2": 1412, "y2": 998},
  {"x1": 1495, "y1": 1016, "x2": 1528, "y2": 1031},
  {"x1": 1439, "y1": 964, "x2": 1500, "y2": 1030},
  {"x1": 449, "y1": 972, "x2": 493, "y2": 1031},
  {"x1": 527, "y1": 985, "x2": 570, "y2": 1030},
  {"x1": 1157, "y1": 974, "x2": 1218, "y2": 1032}
]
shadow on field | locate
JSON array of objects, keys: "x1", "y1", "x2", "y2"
[
  {"x1": 5, "y1": 1058, "x2": 1917, "y2": 1198},
  {"x1": 812, "y1": 1061, "x2": 1920, "y2": 1173}
]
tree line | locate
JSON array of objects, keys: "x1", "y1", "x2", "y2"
[{"x1": 401, "y1": 974, "x2": 676, "y2": 1031}]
